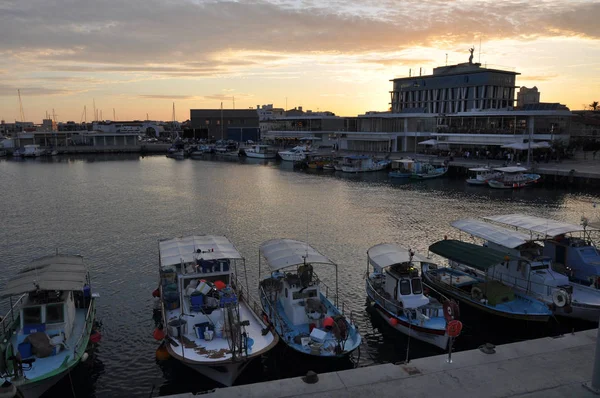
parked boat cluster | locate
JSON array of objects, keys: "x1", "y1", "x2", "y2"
[{"x1": 2, "y1": 213, "x2": 598, "y2": 396}]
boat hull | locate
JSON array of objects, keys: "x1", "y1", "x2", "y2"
[
  {"x1": 422, "y1": 270, "x2": 550, "y2": 322},
  {"x1": 410, "y1": 169, "x2": 447, "y2": 180},
  {"x1": 165, "y1": 346, "x2": 253, "y2": 386},
  {"x1": 366, "y1": 297, "x2": 449, "y2": 350},
  {"x1": 488, "y1": 174, "x2": 540, "y2": 189},
  {"x1": 245, "y1": 152, "x2": 276, "y2": 159},
  {"x1": 278, "y1": 152, "x2": 308, "y2": 162},
  {"x1": 466, "y1": 178, "x2": 487, "y2": 185}
]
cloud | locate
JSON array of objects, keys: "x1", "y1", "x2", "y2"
[
  {"x1": 1, "y1": 0, "x2": 599, "y2": 73},
  {"x1": 138, "y1": 94, "x2": 201, "y2": 100},
  {"x1": 0, "y1": 83, "x2": 80, "y2": 96},
  {"x1": 519, "y1": 74, "x2": 559, "y2": 82}
]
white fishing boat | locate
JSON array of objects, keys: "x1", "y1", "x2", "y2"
[
  {"x1": 278, "y1": 146, "x2": 315, "y2": 162},
  {"x1": 244, "y1": 145, "x2": 277, "y2": 159},
  {"x1": 487, "y1": 166, "x2": 540, "y2": 189},
  {"x1": 214, "y1": 143, "x2": 239, "y2": 157},
  {"x1": 466, "y1": 167, "x2": 501, "y2": 185},
  {"x1": 156, "y1": 236, "x2": 278, "y2": 386},
  {"x1": 341, "y1": 155, "x2": 391, "y2": 173},
  {"x1": 485, "y1": 214, "x2": 600, "y2": 290},
  {"x1": 366, "y1": 244, "x2": 450, "y2": 349},
  {"x1": 0, "y1": 254, "x2": 99, "y2": 398},
  {"x1": 258, "y1": 239, "x2": 361, "y2": 359},
  {"x1": 452, "y1": 218, "x2": 600, "y2": 322},
  {"x1": 23, "y1": 145, "x2": 44, "y2": 158},
  {"x1": 166, "y1": 149, "x2": 185, "y2": 160}
]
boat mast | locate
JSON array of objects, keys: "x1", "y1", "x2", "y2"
[{"x1": 17, "y1": 89, "x2": 25, "y2": 122}]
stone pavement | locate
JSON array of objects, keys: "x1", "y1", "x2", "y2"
[{"x1": 163, "y1": 328, "x2": 599, "y2": 398}]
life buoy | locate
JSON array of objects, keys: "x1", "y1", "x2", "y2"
[
  {"x1": 471, "y1": 287, "x2": 483, "y2": 301},
  {"x1": 552, "y1": 289, "x2": 569, "y2": 308},
  {"x1": 443, "y1": 299, "x2": 460, "y2": 322}
]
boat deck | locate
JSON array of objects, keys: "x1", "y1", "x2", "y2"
[
  {"x1": 270, "y1": 293, "x2": 361, "y2": 356},
  {"x1": 11, "y1": 309, "x2": 87, "y2": 381},
  {"x1": 165, "y1": 300, "x2": 276, "y2": 363}
]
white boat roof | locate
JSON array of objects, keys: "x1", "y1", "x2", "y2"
[
  {"x1": 159, "y1": 235, "x2": 242, "y2": 268},
  {"x1": 493, "y1": 166, "x2": 528, "y2": 173},
  {"x1": 451, "y1": 219, "x2": 531, "y2": 249},
  {"x1": 484, "y1": 214, "x2": 598, "y2": 237},
  {"x1": 2, "y1": 255, "x2": 87, "y2": 298},
  {"x1": 260, "y1": 239, "x2": 335, "y2": 271},
  {"x1": 392, "y1": 159, "x2": 414, "y2": 164},
  {"x1": 468, "y1": 167, "x2": 491, "y2": 171},
  {"x1": 367, "y1": 243, "x2": 429, "y2": 270}
]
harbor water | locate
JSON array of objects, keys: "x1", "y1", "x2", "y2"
[{"x1": 1, "y1": 154, "x2": 599, "y2": 397}]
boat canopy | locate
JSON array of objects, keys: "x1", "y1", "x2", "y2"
[
  {"x1": 159, "y1": 235, "x2": 242, "y2": 268},
  {"x1": 418, "y1": 139, "x2": 438, "y2": 146},
  {"x1": 484, "y1": 214, "x2": 598, "y2": 237},
  {"x1": 428, "y1": 240, "x2": 515, "y2": 272},
  {"x1": 367, "y1": 243, "x2": 429, "y2": 271},
  {"x1": 2, "y1": 255, "x2": 87, "y2": 298},
  {"x1": 392, "y1": 159, "x2": 414, "y2": 164},
  {"x1": 493, "y1": 166, "x2": 528, "y2": 173},
  {"x1": 451, "y1": 219, "x2": 531, "y2": 249},
  {"x1": 260, "y1": 239, "x2": 335, "y2": 271}
]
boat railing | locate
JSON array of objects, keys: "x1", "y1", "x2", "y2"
[
  {"x1": 366, "y1": 277, "x2": 405, "y2": 316},
  {"x1": 0, "y1": 294, "x2": 26, "y2": 339},
  {"x1": 258, "y1": 285, "x2": 292, "y2": 335},
  {"x1": 73, "y1": 298, "x2": 95, "y2": 356}
]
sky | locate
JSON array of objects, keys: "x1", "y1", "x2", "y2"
[{"x1": 1, "y1": 0, "x2": 600, "y2": 123}]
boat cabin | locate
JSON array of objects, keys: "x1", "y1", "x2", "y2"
[
  {"x1": 390, "y1": 159, "x2": 414, "y2": 173},
  {"x1": 492, "y1": 166, "x2": 528, "y2": 181}
]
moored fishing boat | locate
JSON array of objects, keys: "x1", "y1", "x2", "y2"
[
  {"x1": 366, "y1": 244, "x2": 451, "y2": 349},
  {"x1": 452, "y1": 218, "x2": 600, "y2": 321},
  {"x1": 389, "y1": 159, "x2": 446, "y2": 179},
  {"x1": 466, "y1": 167, "x2": 500, "y2": 185},
  {"x1": 341, "y1": 155, "x2": 390, "y2": 173},
  {"x1": 0, "y1": 254, "x2": 99, "y2": 398},
  {"x1": 258, "y1": 239, "x2": 361, "y2": 359},
  {"x1": 487, "y1": 166, "x2": 540, "y2": 189},
  {"x1": 244, "y1": 144, "x2": 277, "y2": 159},
  {"x1": 278, "y1": 146, "x2": 315, "y2": 162},
  {"x1": 422, "y1": 239, "x2": 552, "y2": 322},
  {"x1": 156, "y1": 235, "x2": 278, "y2": 386}
]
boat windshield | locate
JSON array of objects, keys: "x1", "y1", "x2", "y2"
[
  {"x1": 400, "y1": 279, "x2": 411, "y2": 295},
  {"x1": 411, "y1": 278, "x2": 423, "y2": 294}
]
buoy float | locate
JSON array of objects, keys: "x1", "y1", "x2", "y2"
[
  {"x1": 152, "y1": 288, "x2": 160, "y2": 298},
  {"x1": 90, "y1": 331, "x2": 102, "y2": 344},
  {"x1": 81, "y1": 352, "x2": 89, "y2": 363},
  {"x1": 214, "y1": 280, "x2": 226, "y2": 290},
  {"x1": 153, "y1": 328, "x2": 166, "y2": 341},
  {"x1": 156, "y1": 345, "x2": 170, "y2": 361},
  {"x1": 323, "y1": 317, "x2": 335, "y2": 329},
  {"x1": 389, "y1": 317, "x2": 399, "y2": 326}
]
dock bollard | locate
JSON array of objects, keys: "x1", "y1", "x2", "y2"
[{"x1": 583, "y1": 316, "x2": 600, "y2": 394}]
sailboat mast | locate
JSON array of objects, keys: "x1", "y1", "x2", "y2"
[{"x1": 17, "y1": 89, "x2": 25, "y2": 122}]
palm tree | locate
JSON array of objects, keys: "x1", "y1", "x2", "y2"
[{"x1": 589, "y1": 101, "x2": 599, "y2": 111}]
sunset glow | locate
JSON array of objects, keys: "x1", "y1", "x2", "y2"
[{"x1": 1, "y1": 0, "x2": 599, "y2": 122}]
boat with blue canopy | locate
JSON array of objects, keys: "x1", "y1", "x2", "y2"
[
  {"x1": 258, "y1": 239, "x2": 361, "y2": 358},
  {"x1": 422, "y1": 239, "x2": 552, "y2": 322},
  {"x1": 366, "y1": 244, "x2": 451, "y2": 349}
]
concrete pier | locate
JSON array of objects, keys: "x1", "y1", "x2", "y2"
[{"x1": 167, "y1": 328, "x2": 598, "y2": 397}]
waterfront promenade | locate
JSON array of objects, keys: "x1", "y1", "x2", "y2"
[{"x1": 167, "y1": 328, "x2": 598, "y2": 398}]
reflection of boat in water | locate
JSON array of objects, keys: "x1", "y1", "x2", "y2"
[
  {"x1": 487, "y1": 166, "x2": 540, "y2": 189},
  {"x1": 422, "y1": 239, "x2": 552, "y2": 322},
  {"x1": 156, "y1": 235, "x2": 278, "y2": 387},
  {"x1": 466, "y1": 166, "x2": 500, "y2": 185},
  {"x1": 258, "y1": 239, "x2": 361, "y2": 359},
  {"x1": 366, "y1": 244, "x2": 450, "y2": 349},
  {"x1": 341, "y1": 155, "x2": 390, "y2": 173},
  {"x1": 0, "y1": 253, "x2": 99, "y2": 398}
]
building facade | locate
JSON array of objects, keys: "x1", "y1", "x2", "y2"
[{"x1": 190, "y1": 109, "x2": 259, "y2": 140}]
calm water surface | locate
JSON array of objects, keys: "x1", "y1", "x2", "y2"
[{"x1": 1, "y1": 155, "x2": 599, "y2": 397}]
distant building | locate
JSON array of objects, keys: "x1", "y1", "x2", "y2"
[
  {"x1": 570, "y1": 110, "x2": 600, "y2": 138},
  {"x1": 257, "y1": 104, "x2": 286, "y2": 121},
  {"x1": 517, "y1": 87, "x2": 541, "y2": 108},
  {"x1": 190, "y1": 109, "x2": 259, "y2": 141},
  {"x1": 92, "y1": 121, "x2": 164, "y2": 137},
  {"x1": 40, "y1": 119, "x2": 57, "y2": 132}
]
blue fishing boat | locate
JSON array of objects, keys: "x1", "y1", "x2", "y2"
[
  {"x1": 486, "y1": 214, "x2": 600, "y2": 284},
  {"x1": 258, "y1": 239, "x2": 361, "y2": 358},
  {"x1": 422, "y1": 240, "x2": 552, "y2": 322},
  {"x1": 0, "y1": 254, "x2": 99, "y2": 398},
  {"x1": 366, "y1": 244, "x2": 451, "y2": 349}
]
